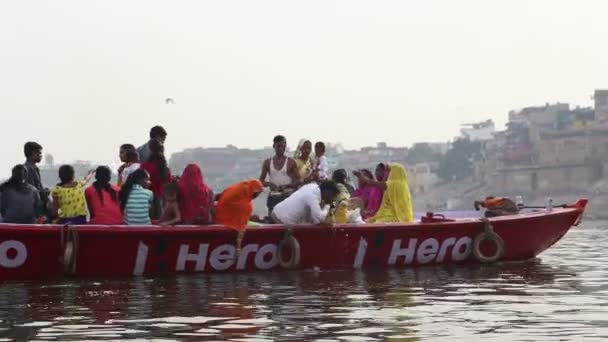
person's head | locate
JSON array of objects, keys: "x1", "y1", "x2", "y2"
[
  {"x1": 314, "y1": 142, "x2": 326, "y2": 157},
  {"x1": 357, "y1": 169, "x2": 374, "y2": 187},
  {"x1": 58, "y1": 165, "x2": 75, "y2": 186},
  {"x1": 181, "y1": 163, "x2": 204, "y2": 185},
  {"x1": 319, "y1": 180, "x2": 340, "y2": 203},
  {"x1": 375, "y1": 163, "x2": 388, "y2": 181},
  {"x1": 149, "y1": 125, "x2": 167, "y2": 144},
  {"x1": 332, "y1": 169, "x2": 348, "y2": 185},
  {"x1": 246, "y1": 179, "x2": 264, "y2": 200},
  {"x1": 387, "y1": 163, "x2": 408, "y2": 182},
  {"x1": 299, "y1": 140, "x2": 312, "y2": 160},
  {"x1": 119, "y1": 144, "x2": 136, "y2": 163},
  {"x1": 163, "y1": 179, "x2": 180, "y2": 202},
  {"x1": 93, "y1": 166, "x2": 117, "y2": 203},
  {"x1": 24, "y1": 141, "x2": 43, "y2": 163},
  {"x1": 125, "y1": 149, "x2": 139, "y2": 163},
  {"x1": 273, "y1": 135, "x2": 287, "y2": 157},
  {"x1": 0, "y1": 165, "x2": 28, "y2": 192},
  {"x1": 119, "y1": 169, "x2": 151, "y2": 211}
]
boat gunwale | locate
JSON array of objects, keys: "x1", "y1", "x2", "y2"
[{"x1": 0, "y1": 207, "x2": 582, "y2": 235}]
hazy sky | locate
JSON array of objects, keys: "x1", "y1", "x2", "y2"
[{"x1": 1, "y1": 0, "x2": 607, "y2": 177}]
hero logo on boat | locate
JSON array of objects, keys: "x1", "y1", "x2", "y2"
[
  {"x1": 387, "y1": 237, "x2": 473, "y2": 265},
  {"x1": 353, "y1": 236, "x2": 474, "y2": 268},
  {"x1": 133, "y1": 242, "x2": 279, "y2": 275},
  {"x1": 0, "y1": 240, "x2": 27, "y2": 268}
]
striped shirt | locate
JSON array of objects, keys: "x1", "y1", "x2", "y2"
[{"x1": 124, "y1": 185, "x2": 153, "y2": 225}]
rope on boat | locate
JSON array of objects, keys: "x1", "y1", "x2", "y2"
[
  {"x1": 278, "y1": 225, "x2": 301, "y2": 269},
  {"x1": 59, "y1": 225, "x2": 79, "y2": 275},
  {"x1": 472, "y1": 218, "x2": 505, "y2": 263}
]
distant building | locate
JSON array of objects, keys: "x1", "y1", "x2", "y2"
[
  {"x1": 594, "y1": 89, "x2": 608, "y2": 121},
  {"x1": 460, "y1": 119, "x2": 495, "y2": 141}
]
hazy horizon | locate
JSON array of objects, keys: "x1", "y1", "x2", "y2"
[{"x1": 1, "y1": 0, "x2": 607, "y2": 178}]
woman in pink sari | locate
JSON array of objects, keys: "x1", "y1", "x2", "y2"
[
  {"x1": 178, "y1": 164, "x2": 213, "y2": 224},
  {"x1": 353, "y1": 164, "x2": 387, "y2": 219}
]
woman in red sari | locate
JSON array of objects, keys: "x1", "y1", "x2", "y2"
[{"x1": 178, "y1": 164, "x2": 213, "y2": 224}]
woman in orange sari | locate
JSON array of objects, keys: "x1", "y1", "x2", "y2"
[{"x1": 215, "y1": 179, "x2": 264, "y2": 231}]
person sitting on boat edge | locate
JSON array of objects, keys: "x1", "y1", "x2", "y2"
[
  {"x1": 85, "y1": 166, "x2": 123, "y2": 225},
  {"x1": 140, "y1": 139, "x2": 172, "y2": 220},
  {"x1": 352, "y1": 168, "x2": 384, "y2": 220},
  {"x1": 137, "y1": 125, "x2": 167, "y2": 164},
  {"x1": 51, "y1": 165, "x2": 95, "y2": 225},
  {"x1": 0, "y1": 165, "x2": 42, "y2": 224},
  {"x1": 330, "y1": 169, "x2": 352, "y2": 224},
  {"x1": 312, "y1": 141, "x2": 330, "y2": 181},
  {"x1": 158, "y1": 179, "x2": 182, "y2": 226},
  {"x1": 259, "y1": 135, "x2": 300, "y2": 216},
  {"x1": 474, "y1": 197, "x2": 519, "y2": 217},
  {"x1": 23, "y1": 141, "x2": 49, "y2": 220},
  {"x1": 294, "y1": 139, "x2": 314, "y2": 182},
  {"x1": 119, "y1": 169, "x2": 154, "y2": 225},
  {"x1": 271, "y1": 180, "x2": 339, "y2": 226},
  {"x1": 117, "y1": 144, "x2": 140, "y2": 187},
  {"x1": 215, "y1": 179, "x2": 264, "y2": 231},
  {"x1": 179, "y1": 163, "x2": 214, "y2": 225},
  {"x1": 357, "y1": 163, "x2": 414, "y2": 223}
]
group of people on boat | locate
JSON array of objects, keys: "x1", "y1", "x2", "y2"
[{"x1": 0, "y1": 126, "x2": 415, "y2": 230}]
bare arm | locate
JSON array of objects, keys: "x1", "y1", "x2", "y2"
[
  {"x1": 358, "y1": 175, "x2": 388, "y2": 191},
  {"x1": 284, "y1": 158, "x2": 301, "y2": 189},
  {"x1": 259, "y1": 159, "x2": 273, "y2": 188},
  {"x1": 159, "y1": 203, "x2": 181, "y2": 226}
]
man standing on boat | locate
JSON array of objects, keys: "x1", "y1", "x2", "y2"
[
  {"x1": 138, "y1": 126, "x2": 167, "y2": 163},
  {"x1": 23, "y1": 141, "x2": 49, "y2": 220},
  {"x1": 259, "y1": 135, "x2": 300, "y2": 216}
]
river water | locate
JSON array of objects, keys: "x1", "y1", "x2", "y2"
[{"x1": 0, "y1": 222, "x2": 606, "y2": 341}]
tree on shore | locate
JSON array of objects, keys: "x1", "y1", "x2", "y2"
[{"x1": 438, "y1": 138, "x2": 482, "y2": 182}]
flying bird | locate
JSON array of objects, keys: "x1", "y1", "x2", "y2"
[{"x1": 165, "y1": 98, "x2": 175, "y2": 104}]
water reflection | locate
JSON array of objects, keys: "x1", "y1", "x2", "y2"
[{"x1": 0, "y1": 223, "x2": 606, "y2": 341}]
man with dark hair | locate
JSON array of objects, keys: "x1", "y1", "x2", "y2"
[
  {"x1": 23, "y1": 141, "x2": 48, "y2": 217},
  {"x1": 138, "y1": 126, "x2": 167, "y2": 162},
  {"x1": 259, "y1": 135, "x2": 300, "y2": 215},
  {"x1": 271, "y1": 180, "x2": 339, "y2": 225}
]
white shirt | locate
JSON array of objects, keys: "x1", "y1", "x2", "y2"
[
  {"x1": 314, "y1": 156, "x2": 329, "y2": 180},
  {"x1": 272, "y1": 183, "x2": 328, "y2": 225},
  {"x1": 120, "y1": 163, "x2": 141, "y2": 185}
]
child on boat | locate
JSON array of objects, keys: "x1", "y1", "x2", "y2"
[
  {"x1": 312, "y1": 141, "x2": 330, "y2": 181},
  {"x1": 51, "y1": 165, "x2": 94, "y2": 225},
  {"x1": 119, "y1": 169, "x2": 154, "y2": 225},
  {"x1": 158, "y1": 179, "x2": 182, "y2": 226},
  {"x1": 117, "y1": 144, "x2": 140, "y2": 187}
]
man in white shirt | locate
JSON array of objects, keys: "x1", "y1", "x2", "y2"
[{"x1": 271, "y1": 181, "x2": 339, "y2": 225}]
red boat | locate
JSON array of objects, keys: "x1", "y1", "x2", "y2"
[{"x1": 0, "y1": 199, "x2": 587, "y2": 280}]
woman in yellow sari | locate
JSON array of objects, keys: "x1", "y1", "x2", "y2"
[
  {"x1": 294, "y1": 139, "x2": 313, "y2": 181},
  {"x1": 356, "y1": 163, "x2": 414, "y2": 223}
]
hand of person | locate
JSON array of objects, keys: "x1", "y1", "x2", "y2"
[{"x1": 474, "y1": 201, "x2": 481, "y2": 211}]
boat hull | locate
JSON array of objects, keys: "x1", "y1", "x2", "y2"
[{"x1": 0, "y1": 206, "x2": 584, "y2": 280}]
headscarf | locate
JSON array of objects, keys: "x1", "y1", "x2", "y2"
[
  {"x1": 178, "y1": 164, "x2": 212, "y2": 224},
  {"x1": 294, "y1": 139, "x2": 313, "y2": 178},
  {"x1": 215, "y1": 179, "x2": 264, "y2": 231},
  {"x1": 369, "y1": 163, "x2": 414, "y2": 223}
]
